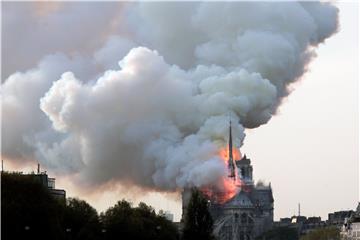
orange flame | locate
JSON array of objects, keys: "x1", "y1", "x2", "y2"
[
  {"x1": 201, "y1": 146, "x2": 243, "y2": 204},
  {"x1": 219, "y1": 147, "x2": 241, "y2": 161}
]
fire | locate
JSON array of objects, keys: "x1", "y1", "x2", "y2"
[
  {"x1": 201, "y1": 146, "x2": 243, "y2": 204},
  {"x1": 219, "y1": 147, "x2": 241, "y2": 161}
]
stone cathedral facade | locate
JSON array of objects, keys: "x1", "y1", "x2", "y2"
[
  {"x1": 210, "y1": 154, "x2": 274, "y2": 240},
  {"x1": 182, "y1": 123, "x2": 274, "y2": 240}
]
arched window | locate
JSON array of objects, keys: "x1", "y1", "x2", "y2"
[{"x1": 241, "y1": 213, "x2": 247, "y2": 224}]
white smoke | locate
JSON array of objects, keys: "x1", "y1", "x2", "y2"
[
  {"x1": 1, "y1": 2, "x2": 126, "y2": 79},
  {"x1": 2, "y1": 2, "x2": 338, "y2": 190},
  {"x1": 2, "y1": 54, "x2": 96, "y2": 163}
]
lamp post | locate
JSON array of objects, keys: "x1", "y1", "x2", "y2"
[
  {"x1": 24, "y1": 225, "x2": 30, "y2": 238},
  {"x1": 101, "y1": 229, "x2": 107, "y2": 240},
  {"x1": 66, "y1": 228, "x2": 72, "y2": 240},
  {"x1": 156, "y1": 225, "x2": 162, "y2": 237}
]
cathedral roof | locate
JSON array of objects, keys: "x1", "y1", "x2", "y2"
[{"x1": 224, "y1": 190, "x2": 254, "y2": 209}]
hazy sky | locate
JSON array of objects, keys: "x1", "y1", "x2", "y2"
[
  {"x1": 243, "y1": 1, "x2": 359, "y2": 219},
  {"x1": 2, "y1": 1, "x2": 358, "y2": 222}
]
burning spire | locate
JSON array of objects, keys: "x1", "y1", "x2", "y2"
[{"x1": 228, "y1": 119, "x2": 236, "y2": 181}]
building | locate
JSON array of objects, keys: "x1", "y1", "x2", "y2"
[
  {"x1": 302, "y1": 216, "x2": 326, "y2": 234},
  {"x1": 341, "y1": 203, "x2": 360, "y2": 240},
  {"x1": 209, "y1": 155, "x2": 274, "y2": 240},
  {"x1": 34, "y1": 171, "x2": 66, "y2": 202},
  {"x1": 328, "y1": 211, "x2": 354, "y2": 226},
  {"x1": 3, "y1": 164, "x2": 66, "y2": 202},
  {"x1": 273, "y1": 215, "x2": 327, "y2": 237},
  {"x1": 182, "y1": 121, "x2": 274, "y2": 240}
]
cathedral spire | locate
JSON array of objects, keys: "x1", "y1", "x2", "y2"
[
  {"x1": 228, "y1": 119, "x2": 236, "y2": 181},
  {"x1": 229, "y1": 119, "x2": 233, "y2": 161}
]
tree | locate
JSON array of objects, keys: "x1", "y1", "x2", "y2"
[
  {"x1": 62, "y1": 198, "x2": 101, "y2": 240},
  {"x1": 100, "y1": 200, "x2": 133, "y2": 239},
  {"x1": 101, "y1": 200, "x2": 178, "y2": 240},
  {"x1": 256, "y1": 226, "x2": 299, "y2": 240},
  {"x1": 182, "y1": 188, "x2": 215, "y2": 240},
  {"x1": 300, "y1": 227, "x2": 340, "y2": 240}
]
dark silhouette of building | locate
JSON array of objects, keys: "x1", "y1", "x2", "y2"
[{"x1": 3, "y1": 163, "x2": 66, "y2": 202}]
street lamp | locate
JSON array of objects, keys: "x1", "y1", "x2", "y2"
[
  {"x1": 66, "y1": 228, "x2": 72, "y2": 240},
  {"x1": 24, "y1": 226, "x2": 30, "y2": 238},
  {"x1": 101, "y1": 228, "x2": 107, "y2": 240}
]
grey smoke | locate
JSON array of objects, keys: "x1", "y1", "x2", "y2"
[
  {"x1": 2, "y1": 2, "x2": 338, "y2": 191},
  {"x1": 1, "y1": 2, "x2": 125, "y2": 79}
]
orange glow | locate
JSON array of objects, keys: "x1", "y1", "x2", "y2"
[
  {"x1": 219, "y1": 147, "x2": 241, "y2": 161},
  {"x1": 201, "y1": 146, "x2": 244, "y2": 204}
]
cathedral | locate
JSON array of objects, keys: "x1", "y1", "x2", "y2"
[{"x1": 182, "y1": 122, "x2": 274, "y2": 240}]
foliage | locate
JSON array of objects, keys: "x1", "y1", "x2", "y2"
[
  {"x1": 182, "y1": 188, "x2": 215, "y2": 240},
  {"x1": 63, "y1": 198, "x2": 101, "y2": 240},
  {"x1": 256, "y1": 226, "x2": 299, "y2": 240},
  {"x1": 300, "y1": 227, "x2": 340, "y2": 240},
  {"x1": 2, "y1": 172, "x2": 178, "y2": 240},
  {"x1": 101, "y1": 200, "x2": 179, "y2": 240}
]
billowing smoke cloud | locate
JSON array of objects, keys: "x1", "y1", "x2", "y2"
[
  {"x1": 2, "y1": 2, "x2": 338, "y2": 191},
  {"x1": 1, "y1": 2, "x2": 126, "y2": 79}
]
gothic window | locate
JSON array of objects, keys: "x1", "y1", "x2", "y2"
[
  {"x1": 241, "y1": 213, "x2": 247, "y2": 224},
  {"x1": 241, "y1": 168, "x2": 245, "y2": 177}
]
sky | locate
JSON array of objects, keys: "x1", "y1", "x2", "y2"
[
  {"x1": 1, "y1": 1, "x2": 358, "y2": 222},
  {"x1": 243, "y1": 1, "x2": 359, "y2": 219}
]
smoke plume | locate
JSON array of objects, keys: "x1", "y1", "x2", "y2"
[{"x1": 2, "y1": 2, "x2": 338, "y2": 191}]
